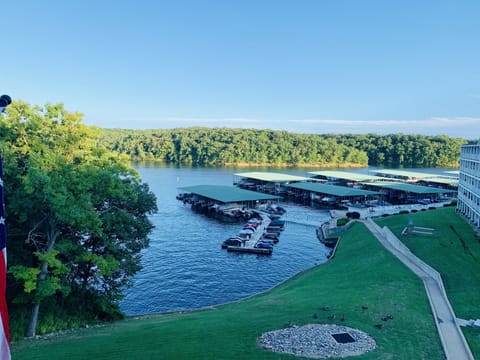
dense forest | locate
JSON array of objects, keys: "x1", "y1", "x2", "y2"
[
  {"x1": 100, "y1": 128, "x2": 466, "y2": 168},
  {"x1": 1, "y1": 102, "x2": 157, "y2": 339}
]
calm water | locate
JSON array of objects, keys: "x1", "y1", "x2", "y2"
[{"x1": 119, "y1": 165, "x2": 331, "y2": 315}]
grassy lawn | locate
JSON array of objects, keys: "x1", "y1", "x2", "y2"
[
  {"x1": 11, "y1": 223, "x2": 443, "y2": 359},
  {"x1": 375, "y1": 206, "x2": 480, "y2": 358}
]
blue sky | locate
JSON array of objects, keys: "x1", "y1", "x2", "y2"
[{"x1": 2, "y1": 1, "x2": 479, "y2": 138}]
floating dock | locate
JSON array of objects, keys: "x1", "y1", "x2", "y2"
[
  {"x1": 223, "y1": 213, "x2": 280, "y2": 255},
  {"x1": 226, "y1": 246, "x2": 272, "y2": 255}
]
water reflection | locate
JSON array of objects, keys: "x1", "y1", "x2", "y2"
[{"x1": 120, "y1": 166, "x2": 332, "y2": 315}]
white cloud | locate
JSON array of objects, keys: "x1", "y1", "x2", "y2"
[
  {"x1": 161, "y1": 117, "x2": 262, "y2": 126},
  {"x1": 295, "y1": 117, "x2": 480, "y2": 129},
  {"x1": 255, "y1": 117, "x2": 479, "y2": 138},
  {"x1": 93, "y1": 115, "x2": 479, "y2": 139}
]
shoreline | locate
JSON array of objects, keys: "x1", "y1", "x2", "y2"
[
  {"x1": 126, "y1": 201, "x2": 454, "y2": 320},
  {"x1": 127, "y1": 253, "x2": 331, "y2": 320}
]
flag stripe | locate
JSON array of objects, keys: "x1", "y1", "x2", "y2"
[
  {"x1": 0, "y1": 154, "x2": 11, "y2": 360},
  {"x1": 0, "y1": 251, "x2": 9, "y2": 342}
]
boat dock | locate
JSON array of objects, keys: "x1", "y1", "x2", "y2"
[
  {"x1": 224, "y1": 213, "x2": 283, "y2": 255},
  {"x1": 226, "y1": 246, "x2": 273, "y2": 255}
]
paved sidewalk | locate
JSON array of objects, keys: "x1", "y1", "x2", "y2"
[{"x1": 363, "y1": 219, "x2": 474, "y2": 360}]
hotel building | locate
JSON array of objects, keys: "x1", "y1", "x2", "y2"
[{"x1": 457, "y1": 142, "x2": 480, "y2": 233}]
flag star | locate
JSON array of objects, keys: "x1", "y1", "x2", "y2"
[
  {"x1": 0, "y1": 217, "x2": 4, "y2": 225},
  {"x1": 0, "y1": 177, "x2": 3, "y2": 187}
]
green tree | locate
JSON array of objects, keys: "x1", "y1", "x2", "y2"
[{"x1": 1, "y1": 101, "x2": 157, "y2": 337}]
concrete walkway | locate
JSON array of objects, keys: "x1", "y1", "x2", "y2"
[{"x1": 363, "y1": 219, "x2": 474, "y2": 360}]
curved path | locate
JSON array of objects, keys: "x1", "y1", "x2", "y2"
[{"x1": 363, "y1": 219, "x2": 474, "y2": 360}]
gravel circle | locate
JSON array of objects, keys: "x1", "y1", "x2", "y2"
[{"x1": 258, "y1": 324, "x2": 376, "y2": 359}]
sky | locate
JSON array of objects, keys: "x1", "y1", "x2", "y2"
[{"x1": 1, "y1": 0, "x2": 480, "y2": 139}]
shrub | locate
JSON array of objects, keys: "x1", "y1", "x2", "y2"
[
  {"x1": 399, "y1": 210, "x2": 410, "y2": 214},
  {"x1": 336, "y1": 218, "x2": 349, "y2": 227},
  {"x1": 444, "y1": 200, "x2": 457, "y2": 207},
  {"x1": 346, "y1": 211, "x2": 360, "y2": 219}
]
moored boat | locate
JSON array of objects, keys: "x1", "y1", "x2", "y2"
[{"x1": 221, "y1": 236, "x2": 245, "y2": 248}]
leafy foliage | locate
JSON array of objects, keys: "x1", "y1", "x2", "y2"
[
  {"x1": 332, "y1": 133, "x2": 465, "y2": 167},
  {"x1": 1, "y1": 101, "x2": 157, "y2": 338},
  {"x1": 8, "y1": 266, "x2": 40, "y2": 294},
  {"x1": 99, "y1": 128, "x2": 466, "y2": 167},
  {"x1": 99, "y1": 128, "x2": 369, "y2": 166}
]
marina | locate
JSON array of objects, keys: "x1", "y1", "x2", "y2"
[
  {"x1": 176, "y1": 168, "x2": 457, "y2": 257},
  {"x1": 121, "y1": 166, "x2": 332, "y2": 316},
  {"x1": 177, "y1": 184, "x2": 280, "y2": 222},
  {"x1": 121, "y1": 165, "x2": 458, "y2": 316},
  {"x1": 222, "y1": 213, "x2": 285, "y2": 255},
  {"x1": 178, "y1": 169, "x2": 457, "y2": 220},
  {"x1": 180, "y1": 169, "x2": 458, "y2": 215}
]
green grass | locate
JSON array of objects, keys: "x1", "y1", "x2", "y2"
[
  {"x1": 376, "y1": 206, "x2": 480, "y2": 358},
  {"x1": 11, "y1": 223, "x2": 443, "y2": 359}
]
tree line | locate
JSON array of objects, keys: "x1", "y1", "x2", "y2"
[
  {"x1": 1, "y1": 102, "x2": 157, "y2": 339},
  {"x1": 99, "y1": 128, "x2": 369, "y2": 167},
  {"x1": 100, "y1": 128, "x2": 466, "y2": 168}
]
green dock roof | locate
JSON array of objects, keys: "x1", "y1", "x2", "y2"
[
  {"x1": 363, "y1": 182, "x2": 456, "y2": 194},
  {"x1": 308, "y1": 170, "x2": 388, "y2": 182},
  {"x1": 234, "y1": 171, "x2": 313, "y2": 183},
  {"x1": 286, "y1": 182, "x2": 379, "y2": 197},
  {"x1": 178, "y1": 185, "x2": 279, "y2": 203},
  {"x1": 444, "y1": 170, "x2": 459, "y2": 176},
  {"x1": 422, "y1": 178, "x2": 458, "y2": 186},
  {"x1": 373, "y1": 169, "x2": 440, "y2": 179}
]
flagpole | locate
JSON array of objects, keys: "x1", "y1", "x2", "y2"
[
  {"x1": 0, "y1": 96, "x2": 11, "y2": 115},
  {"x1": 0, "y1": 94, "x2": 11, "y2": 360}
]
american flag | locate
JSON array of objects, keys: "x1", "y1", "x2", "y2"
[{"x1": 0, "y1": 155, "x2": 11, "y2": 360}]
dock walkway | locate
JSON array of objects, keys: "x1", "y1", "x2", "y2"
[
  {"x1": 330, "y1": 201, "x2": 451, "y2": 220},
  {"x1": 284, "y1": 218, "x2": 323, "y2": 227},
  {"x1": 363, "y1": 218, "x2": 474, "y2": 360},
  {"x1": 227, "y1": 213, "x2": 273, "y2": 254}
]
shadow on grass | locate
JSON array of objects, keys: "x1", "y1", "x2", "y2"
[
  {"x1": 12, "y1": 222, "x2": 444, "y2": 360},
  {"x1": 376, "y1": 207, "x2": 480, "y2": 359}
]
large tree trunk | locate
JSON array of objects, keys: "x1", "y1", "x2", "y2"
[
  {"x1": 26, "y1": 303, "x2": 40, "y2": 337},
  {"x1": 26, "y1": 260, "x2": 49, "y2": 337},
  {"x1": 25, "y1": 217, "x2": 59, "y2": 337}
]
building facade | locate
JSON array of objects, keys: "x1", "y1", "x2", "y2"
[{"x1": 457, "y1": 142, "x2": 480, "y2": 233}]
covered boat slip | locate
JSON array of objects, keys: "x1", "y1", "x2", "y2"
[
  {"x1": 372, "y1": 169, "x2": 456, "y2": 182},
  {"x1": 177, "y1": 185, "x2": 281, "y2": 222},
  {"x1": 178, "y1": 185, "x2": 279, "y2": 207},
  {"x1": 310, "y1": 169, "x2": 459, "y2": 189},
  {"x1": 285, "y1": 182, "x2": 381, "y2": 208},
  {"x1": 362, "y1": 182, "x2": 457, "y2": 204},
  {"x1": 233, "y1": 171, "x2": 320, "y2": 196},
  {"x1": 308, "y1": 170, "x2": 390, "y2": 185},
  {"x1": 418, "y1": 177, "x2": 458, "y2": 189}
]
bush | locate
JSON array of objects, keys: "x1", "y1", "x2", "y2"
[
  {"x1": 346, "y1": 211, "x2": 360, "y2": 219},
  {"x1": 444, "y1": 200, "x2": 457, "y2": 207},
  {"x1": 8, "y1": 298, "x2": 110, "y2": 339},
  {"x1": 412, "y1": 209, "x2": 418, "y2": 213},
  {"x1": 399, "y1": 210, "x2": 410, "y2": 214},
  {"x1": 336, "y1": 218, "x2": 349, "y2": 227},
  {"x1": 382, "y1": 213, "x2": 389, "y2": 217},
  {"x1": 8, "y1": 306, "x2": 29, "y2": 341},
  {"x1": 429, "y1": 207, "x2": 436, "y2": 210}
]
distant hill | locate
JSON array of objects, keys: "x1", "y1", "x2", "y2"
[{"x1": 99, "y1": 127, "x2": 465, "y2": 168}]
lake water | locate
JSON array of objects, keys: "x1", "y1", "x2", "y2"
[{"x1": 119, "y1": 165, "x2": 332, "y2": 315}]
